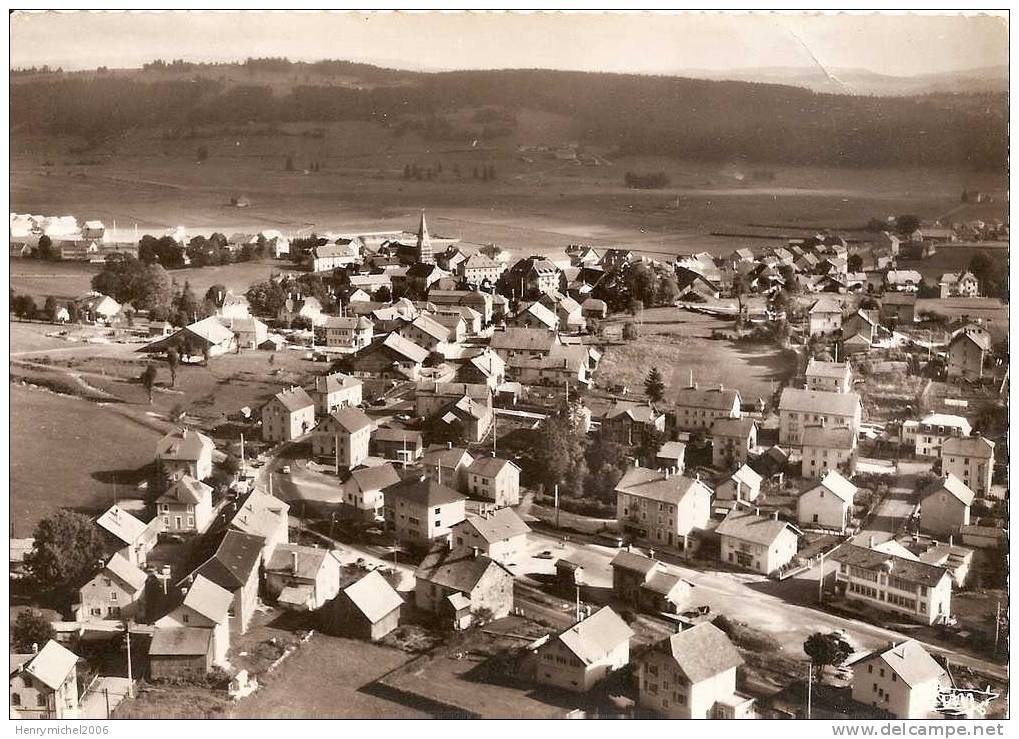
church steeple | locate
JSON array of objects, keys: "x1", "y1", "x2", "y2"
[{"x1": 416, "y1": 210, "x2": 434, "y2": 264}]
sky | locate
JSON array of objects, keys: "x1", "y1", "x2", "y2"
[{"x1": 9, "y1": 11, "x2": 1009, "y2": 77}]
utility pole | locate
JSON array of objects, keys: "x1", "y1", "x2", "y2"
[
  {"x1": 575, "y1": 585, "x2": 581, "y2": 622},
  {"x1": 994, "y1": 600, "x2": 1002, "y2": 652},
  {"x1": 240, "y1": 433, "x2": 246, "y2": 478},
  {"x1": 492, "y1": 411, "x2": 497, "y2": 455},
  {"x1": 554, "y1": 483, "x2": 560, "y2": 529},
  {"x1": 335, "y1": 433, "x2": 340, "y2": 476},
  {"x1": 805, "y1": 663, "x2": 812, "y2": 719},
  {"x1": 817, "y1": 549, "x2": 826, "y2": 603},
  {"x1": 124, "y1": 620, "x2": 134, "y2": 699}
]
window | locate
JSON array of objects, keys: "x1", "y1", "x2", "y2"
[
  {"x1": 37, "y1": 694, "x2": 47, "y2": 707},
  {"x1": 110, "y1": 591, "x2": 117, "y2": 601},
  {"x1": 434, "y1": 507, "x2": 441, "y2": 514},
  {"x1": 868, "y1": 665, "x2": 873, "y2": 674},
  {"x1": 892, "y1": 673, "x2": 898, "y2": 683},
  {"x1": 10, "y1": 693, "x2": 19, "y2": 706}
]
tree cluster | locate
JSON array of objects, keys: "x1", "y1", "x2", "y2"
[{"x1": 91, "y1": 256, "x2": 174, "y2": 318}]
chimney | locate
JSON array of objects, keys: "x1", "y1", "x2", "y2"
[
  {"x1": 719, "y1": 383, "x2": 724, "y2": 392},
  {"x1": 447, "y1": 441, "x2": 452, "y2": 449},
  {"x1": 772, "y1": 511, "x2": 779, "y2": 521},
  {"x1": 648, "y1": 549, "x2": 655, "y2": 560},
  {"x1": 693, "y1": 382, "x2": 699, "y2": 390},
  {"x1": 471, "y1": 547, "x2": 480, "y2": 559},
  {"x1": 292, "y1": 550, "x2": 299, "y2": 574},
  {"x1": 31, "y1": 643, "x2": 39, "y2": 655}
]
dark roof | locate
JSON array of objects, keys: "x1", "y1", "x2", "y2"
[
  {"x1": 716, "y1": 509, "x2": 798, "y2": 546},
  {"x1": 942, "y1": 436, "x2": 995, "y2": 459},
  {"x1": 674, "y1": 385, "x2": 741, "y2": 411},
  {"x1": 710, "y1": 417, "x2": 757, "y2": 439},
  {"x1": 828, "y1": 544, "x2": 951, "y2": 587},
  {"x1": 801, "y1": 425, "x2": 856, "y2": 450},
  {"x1": 654, "y1": 622, "x2": 743, "y2": 683},
  {"x1": 193, "y1": 530, "x2": 264, "y2": 591},
  {"x1": 149, "y1": 626, "x2": 212, "y2": 657},
  {"x1": 325, "y1": 407, "x2": 373, "y2": 433},
  {"x1": 344, "y1": 464, "x2": 402, "y2": 495},
  {"x1": 415, "y1": 548, "x2": 511, "y2": 593},
  {"x1": 386, "y1": 477, "x2": 465, "y2": 508},
  {"x1": 490, "y1": 328, "x2": 558, "y2": 353}
]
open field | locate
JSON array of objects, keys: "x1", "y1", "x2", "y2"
[
  {"x1": 9, "y1": 383, "x2": 162, "y2": 537},
  {"x1": 915, "y1": 297, "x2": 1009, "y2": 341},
  {"x1": 11, "y1": 120, "x2": 1006, "y2": 260},
  {"x1": 9, "y1": 257, "x2": 292, "y2": 304},
  {"x1": 598, "y1": 308, "x2": 795, "y2": 403},
  {"x1": 230, "y1": 633, "x2": 427, "y2": 719}
]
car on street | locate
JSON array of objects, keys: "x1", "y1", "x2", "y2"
[{"x1": 281, "y1": 465, "x2": 292, "y2": 474}]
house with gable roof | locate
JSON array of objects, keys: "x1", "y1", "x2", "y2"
[
  {"x1": 228, "y1": 490, "x2": 290, "y2": 560},
  {"x1": 941, "y1": 436, "x2": 995, "y2": 498},
  {"x1": 156, "y1": 475, "x2": 214, "y2": 535},
  {"x1": 715, "y1": 464, "x2": 763, "y2": 505},
  {"x1": 800, "y1": 424, "x2": 858, "y2": 477},
  {"x1": 323, "y1": 570, "x2": 404, "y2": 641},
  {"x1": 610, "y1": 549, "x2": 693, "y2": 614},
  {"x1": 311, "y1": 406, "x2": 373, "y2": 468},
  {"x1": 155, "y1": 574, "x2": 233, "y2": 666},
  {"x1": 919, "y1": 474, "x2": 975, "y2": 538},
  {"x1": 636, "y1": 622, "x2": 754, "y2": 719},
  {"x1": 345, "y1": 333, "x2": 430, "y2": 380},
  {"x1": 914, "y1": 413, "x2": 971, "y2": 458},
  {"x1": 452, "y1": 508, "x2": 530, "y2": 562},
  {"x1": 938, "y1": 271, "x2": 980, "y2": 299},
  {"x1": 600, "y1": 400, "x2": 667, "y2": 448},
  {"x1": 323, "y1": 315, "x2": 374, "y2": 350},
  {"x1": 671, "y1": 384, "x2": 741, "y2": 432},
  {"x1": 778, "y1": 387, "x2": 862, "y2": 446},
  {"x1": 264, "y1": 543, "x2": 343, "y2": 611},
  {"x1": 340, "y1": 463, "x2": 402, "y2": 521},
  {"x1": 139, "y1": 316, "x2": 236, "y2": 357},
  {"x1": 95, "y1": 504, "x2": 160, "y2": 567},
  {"x1": 797, "y1": 470, "x2": 857, "y2": 533},
  {"x1": 156, "y1": 428, "x2": 214, "y2": 481},
  {"x1": 534, "y1": 607, "x2": 633, "y2": 693},
  {"x1": 465, "y1": 455, "x2": 521, "y2": 507},
  {"x1": 77, "y1": 552, "x2": 148, "y2": 621},
  {"x1": 710, "y1": 417, "x2": 758, "y2": 469},
  {"x1": 947, "y1": 325, "x2": 992, "y2": 381},
  {"x1": 615, "y1": 467, "x2": 712, "y2": 551},
  {"x1": 10, "y1": 640, "x2": 81, "y2": 720},
  {"x1": 805, "y1": 358, "x2": 853, "y2": 394},
  {"x1": 183, "y1": 530, "x2": 264, "y2": 635},
  {"x1": 414, "y1": 548, "x2": 514, "y2": 629},
  {"x1": 370, "y1": 427, "x2": 424, "y2": 465},
  {"x1": 385, "y1": 476, "x2": 467, "y2": 549},
  {"x1": 808, "y1": 296, "x2": 843, "y2": 335},
  {"x1": 311, "y1": 372, "x2": 363, "y2": 415},
  {"x1": 716, "y1": 509, "x2": 800, "y2": 576},
  {"x1": 421, "y1": 446, "x2": 475, "y2": 491},
  {"x1": 849, "y1": 640, "x2": 947, "y2": 719},
  {"x1": 262, "y1": 386, "x2": 316, "y2": 443}
]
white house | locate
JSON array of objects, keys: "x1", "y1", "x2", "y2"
[{"x1": 797, "y1": 470, "x2": 857, "y2": 533}]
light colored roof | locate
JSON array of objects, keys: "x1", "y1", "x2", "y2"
[
  {"x1": 730, "y1": 464, "x2": 763, "y2": 488},
  {"x1": 229, "y1": 492, "x2": 289, "y2": 543},
  {"x1": 182, "y1": 574, "x2": 233, "y2": 623},
  {"x1": 925, "y1": 474, "x2": 976, "y2": 507},
  {"x1": 149, "y1": 626, "x2": 212, "y2": 657},
  {"x1": 185, "y1": 316, "x2": 235, "y2": 346},
  {"x1": 716, "y1": 509, "x2": 798, "y2": 547},
  {"x1": 159, "y1": 475, "x2": 212, "y2": 506},
  {"x1": 415, "y1": 549, "x2": 511, "y2": 593},
  {"x1": 801, "y1": 425, "x2": 856, "y2": 450},
  {"x1": 806, "y1": 359, "x2": 851, "y2": 380},
  {"x1": 657, "y1": 441, "x2": 687, "y2": 460},
  {"x1": 829, "y1": 544, "x2": 950, "y2": 587},
  {"x1": 421, "y1": 447, "x2": 474, "y2": 469},
  {"x1": 778, "y1": 388, "x2": 861, "y2": 417},
  {"x1": 314, "y1": 372, "x2": 361, "y2": 395},
  {"x1": 467, "y1": 455, "x2": 519, "y2": 478},
  {"x1": 21, "y1": 641, "x2": 79, "y2": 691},
  {"x1": 812, "y1": 470, "x2": 858, "y2": 504},
  {"x1": 810, "y1": 297, "x2": 842, "y2": 315},
  {"x1": 381, "y1": 333, "x2": 430, "y2": 364},
  {"x1": 343, "y1": 570, "x2": 403, "y2": 622},
  {"x1": 658, "y1": 622, "x2": 742, "y2": 683},
  {"x1": 96, "y1": 505, "x2": 148, "y2": 546},
  {"x1": 856, "y1": 641, "x2": 946, "y2": 688},
  {"x1": 942, "y1": 436, "x2": 995, "y2": 459},
  {"x1": 409, "y1": 314, "x2": 451, "y2": 342},
  {"x1": 458, "y1": 508, "x2": 530, "y2": 544},
  {"x1": 515, "y1": 301, "x2": 558, "y2": 328},
  {"x1": 104, "y1": 552, "x2": 148, "y2": 593},
  {"x1": 610, "y1": 549, "x2": 659, "y2": 576},
  {"x1": 271, "y1": 386, "x2": 315, "y2": 414},
  {"x1": 10, "y1": 538, "x2": 33, "y2": 564},
  {"x1": 886, "y1": 270, "x2": 922, "y2": 284},
  {"x1": 919, "y1": 413, "x2": 972, "y2": 432},
  {"x1": 556, "y1": 607, "x2": 633, "y2": 665},
  {"x1": 615, "y1": 467, "x2": 710, "y2": 505},
  {"x1": 156, "y1": 428, "x2": 213, "y2": 463}
]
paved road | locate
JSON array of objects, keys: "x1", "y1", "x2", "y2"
[{"x1": 857, "y1": 459, "x2": 928, "y2": 538}]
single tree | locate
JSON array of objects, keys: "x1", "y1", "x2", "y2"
[
  {"x1": 644, "y1": 366, "x2": 666, "y2": 404},
  {"x1": 26, "y1": 510, "x2": 107, "y2": 598},
  {"x1": 803, "y1": 632, "x2": 853, "y2": 680},
  {"x1": 42, "y1": 296, "x2": 59, "y2": 322},
  {"x1": 141, "y1": 364, "x2": 158, "y2": 404},
  {"x1": 894, "y1": 214, "x2": 921, "y2": 235},
  {"x1": 732, "y1": 271, "x2": 748, "y2": 329},
  {"x1": 166, "y1": 347, "x2": 180, "y2": 387},
  {"x1": 11, "y1": 610, "x2": 56, "y2": 653},
  {"x1": 847, "y1": 254, "x2": 863, "y2": 273},
  {"x1": 37, "y1": 235, "x2": 53, "y2": 260},
  {"x1": 622, "y1": 321, "x2": 639, "y2": 341}
]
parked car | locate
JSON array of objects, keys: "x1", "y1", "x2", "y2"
[{"x1": 281, "y1": 465, "x2": 292, "y2": 475}]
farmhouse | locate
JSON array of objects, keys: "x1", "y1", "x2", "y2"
[
  {"x1": 384, "y1": 476, "x2": 467, "y2": 549},
  {"x1": 346, "y1": 333, "x2": 430, "y2": 380},
  {"x1": 371, "y1": 427, "x2": 424, "y2": 465},
  {"x1": 140, "y1": 316, "x2": 236, "y2": 357},
  {"x1": 155, "y1": 574, "x2": 232, "y2": 667},
  {"x1": 941, "y1": 436, "x2": 995, "y2": 498},
  {"x1": 656, "y1": 441, "x2": 687, "y2": 473},
  {"x1": 615, "y1": 467, "x2": 712, "y2": 551},
  {"x1": 637, "y1": 623, "x2": 753, "y2": 719},
  {"x1": 710, "y1": 417, "x2": 758, "y2": 469},
  {"x1": 95, "y1": 504, "x2": 160, "y2": 567},
  {"x1": 938, "y1": 272, "x2": 980, "y2": 299},
  {"x1": 610, "y1": 549, "x2": 693, "y2": 614},
  {"x1": 919, "y1": 474, "x2": 974, "y2": 538},
  {"x1": 147, "y1": 627, "x2": 215, "y2": 683},
  {"x1": 77, "y1": 552, "x2": 147, "y2": 621},
  {"x1": 311, "y1": 407, "x2": 373, "y2": 469},
  {"x1": 716, "y1": 509, "x2": 799, "y2": 576},
  {"x1": 465, "y1": 455, "x2": 521, "y2": 507},
  {"x1": 849, "y1": 640, "x2": 947, "y2": 720},
  {"x1": 878, "y1": 292, "x2": 916, "y2": 325},
  {"x1": 600, "y1": 401, "x2": 667, "y2": 447},
  {"x1": 778, "y1": 388, "x2": 862, "y2": 446},
  {"x1": 797, "y1": 470, "x2": 857, "y2": 533},
  {"x1": 228, "y1": 491, "x2": 290, "y2": 560},
  {"x1": 489, "y1": 327, "x2": 560, "y2": 361},
  {"x1": 421, "y1": 446, "x2": 475, "y2": 490},
  {"x1": 914, "y1": 413, "x2": 971, "y2": 458},
  {"x1": 800, "y1": 424, "x2": 857, "y2": 477},
  {"x1": 413, "y1": 548, "x2": 514, "y2": 630},
  {"x1": 534, "y1": 607, "x2": 633, "y2": 693},
  {"x1": 323, "y1": 571, "x2": 404, "y2": 641},
  {"x1": 452, "y1": 508, "x2": 531, "y2": 563},
  {"x1": 262, "y1": 386, "x2": 316, "y2": 443},
  {"x1": 186, "y1": 530, "x2": 264, "y2": 635}
]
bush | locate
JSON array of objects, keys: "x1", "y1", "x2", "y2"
[{"x1": 712, "y1": 614, "x2": 781, "y2": 652}]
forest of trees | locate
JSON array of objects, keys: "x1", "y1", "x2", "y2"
[{"x1": 10, "y1": 61, "x2": 1007, "y2": 169}]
